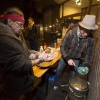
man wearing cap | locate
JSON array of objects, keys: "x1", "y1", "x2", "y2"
[
  {"x1": 54, "y1": 15, "x2": 98, "y2": 90},
  {"x1": 0, "y1": 7, "x2": 51, "y2": 100}
]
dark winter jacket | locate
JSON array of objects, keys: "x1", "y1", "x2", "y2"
[
  {"x1": 28, "y1": 24, "x2": 38, "y2": 41},
  {"x1": 0, "y1": 22, "x2": 34, "y2": 97},
  {"x1": 61, "y1": 26, "x2": 94, "y2": 67}
]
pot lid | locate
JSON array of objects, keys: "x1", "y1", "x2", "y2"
[{"x1": 69, "y1": 76, "x2": 89, "y2": 91}]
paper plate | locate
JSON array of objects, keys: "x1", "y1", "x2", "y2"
[
  {"x1": 77, "y1": 66, "x2": 89, "y2": 76},
  {"x1": 37, "y1": 61, "x2": 51, "y2": 69}
]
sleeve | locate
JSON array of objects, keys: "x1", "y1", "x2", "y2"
[
  {"x1": 60, "y1": 30, "x2": 73, "y2": 61},
  {"x1": 82, "y1": 38, "x2": 95, "y2": 67},
  {"x1": 0, "y1": 37, "x2": 32, "y2": 72}
]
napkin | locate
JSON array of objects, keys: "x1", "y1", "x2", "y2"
[
  {"x1": 38, "y1": 51, "x2": 55, "y2": 61},
  {"x1": 29, "y1": 54, "x2": 37, "y2": 60}
]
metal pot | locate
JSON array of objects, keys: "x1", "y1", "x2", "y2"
[{"x1": 68, "y1": 76, "x2": 89, "y2": 100}]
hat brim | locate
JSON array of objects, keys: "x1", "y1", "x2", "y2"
[{"x1": 79, "y1": 22, "x2": 98, "y2": 30}]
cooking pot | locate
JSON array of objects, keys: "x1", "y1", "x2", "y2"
[{"x1": 68, "y1": 76, "x2": 89, "y2": 100}]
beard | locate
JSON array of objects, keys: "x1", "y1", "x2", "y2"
[
  {"x1": 15, "y1": 30, "x2": 23, "y2": 37},
  {"x1": 79, "y1": 33, "x2": 87, "y2": 39}
]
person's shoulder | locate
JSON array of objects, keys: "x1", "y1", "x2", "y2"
[
  {"x1": 67, "y1": 26, "x2": 78, "y2": 36},
  {"x1": 72, "y1": 25, "x2": 78, "y2": 31}
]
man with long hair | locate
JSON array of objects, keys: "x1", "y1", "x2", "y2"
[{"x1": 0, "y1": 7, "x2": 49, "y2": 100}]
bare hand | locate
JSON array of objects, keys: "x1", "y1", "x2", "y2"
[
  {"x1": 29, "y1": 54, "x2": 36, "y2": 59},
  {"x1": 68, "y1": 59, "x2": 76, "y2": 66}
]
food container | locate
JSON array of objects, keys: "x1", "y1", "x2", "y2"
[
  {"x1": 68, "y1": 76, "x2": 89, "y2": 100},
  {"x1": 77, "y1": 66, "x2": 89, "y2": 76}
]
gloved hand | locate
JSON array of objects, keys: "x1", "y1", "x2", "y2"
[
  {"x1": 77, "y1": 66, "x2": 89, "y2": 76},
  {"x1": 38, "y1": 51, "x2": 55, "y2": 61}
]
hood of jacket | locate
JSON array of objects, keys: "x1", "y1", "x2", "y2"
[{"x1": 0, "y1": 22, "x2": 20, "y2": 41}]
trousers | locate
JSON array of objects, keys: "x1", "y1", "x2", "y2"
[
  {"x1": 8, "y1": 90, "x2": 34, "y2": 100},
  {"x1": 54, "y1": 57, "x2": 80, "y2": 86}
]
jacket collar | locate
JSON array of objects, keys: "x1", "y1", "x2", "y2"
[{"x1": 0, "y1": 22, "x2": 22, "y2": 41}]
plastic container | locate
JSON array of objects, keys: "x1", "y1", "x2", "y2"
[{"x1": 40, "y1": 46, "x2": 44, "y2": 54}]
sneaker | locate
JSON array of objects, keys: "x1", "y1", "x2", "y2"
[{"x1": 53, "y1": 86, "x2": 58, "y2": 90}]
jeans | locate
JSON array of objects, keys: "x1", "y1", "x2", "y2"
[{"x1": 54, "y1": 57, "x2": 80, "y2": 86}]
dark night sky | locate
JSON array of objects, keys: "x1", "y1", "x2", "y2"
[
  {"x1": 0, "y1": 0, "x2": 24, "y2": 14},
  {"x1": 0, "y1": 0, "x2": 42, "y2": 24},
  {"x1": 0, "y1": 0, "x2": 58, "y2": 24}
]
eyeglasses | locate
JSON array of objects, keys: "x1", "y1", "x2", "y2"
[{"x1": 14, "y1": 21, "x2": 24, "y2": 29}]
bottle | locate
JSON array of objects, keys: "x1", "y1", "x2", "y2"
[
  {"x1": 40, "y1": 46, "x2": 44, "y2": 54},
  {"x1": 62, "y1": 27, "x2": 66, "y2": 39},
  {"x1": 44, "y1": 43, "x2": 47, "y2": 50},
  {"x1": 54, "y1": 43, "x2": 56, "y2": 48},
  {"x1": 57, "y1": 38, "x2": 60, "y2": 47}
]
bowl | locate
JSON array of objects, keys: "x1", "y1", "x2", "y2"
[
  {"x1": 37, "y1": 61, "x2": 51, "y2": 69},
  {"x1": 77, "y1": 66, "x2": 89, "y2": 76}
]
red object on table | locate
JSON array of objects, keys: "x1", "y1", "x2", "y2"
[{"x1": 44, "y1": 43, "x2": 47, "y2": 50}]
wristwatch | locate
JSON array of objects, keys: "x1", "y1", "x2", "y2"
[{"x1": 39, "y1": 57, "x2": 44, "y2": 63}]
